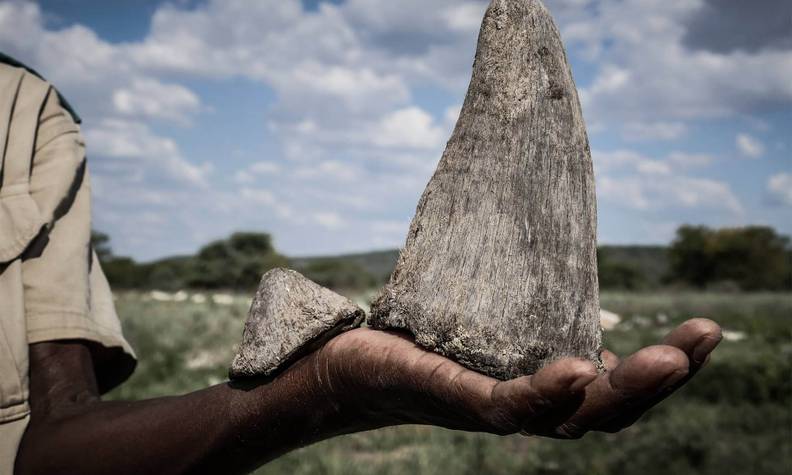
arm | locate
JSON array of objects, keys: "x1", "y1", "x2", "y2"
[
  {"x1": 16, "y1": 340, "x2": 368, "y2": 475},
  {"x1": 15, "y1": 318, "x2": 721, "y2": 475}
]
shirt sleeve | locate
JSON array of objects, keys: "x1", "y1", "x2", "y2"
[{"x1": 21, "y1": 89, "x2": 136, "y2": 393}]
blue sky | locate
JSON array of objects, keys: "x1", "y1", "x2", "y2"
[{"x1": 1, "y1": 0, "x2": 790, "y2": 260}]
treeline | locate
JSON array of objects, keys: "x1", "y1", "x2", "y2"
[
  {"x1": 95, "y1": 225, "x2": 791, "y2": 292},
  {"x1": 96, "y1": 232, "x2": 289, "y2": 291},
  {"x1": 599, "y1": 225, "x2": 790, "y2": 291}
]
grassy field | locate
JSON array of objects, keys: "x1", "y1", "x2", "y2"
[{"x1": 108, "y1": 291, "x2": 792, "y2": 475}]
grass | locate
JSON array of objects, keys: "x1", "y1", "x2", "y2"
[{"x1": 108, "y1": 291, "x2": 792, "y2": 475}]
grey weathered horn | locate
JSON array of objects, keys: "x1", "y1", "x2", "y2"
[
  {"x1": 368, "y1": 0, "x2": 602, "y2": 380},
  {"x1": 230, "y1": 268, "x2": 365, "y2": 379}
]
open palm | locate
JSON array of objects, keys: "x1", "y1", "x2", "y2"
[{"x1": 315, "y1": 319, "x2": 722, "y2": 437}]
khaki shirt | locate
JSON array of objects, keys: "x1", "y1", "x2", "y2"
[{"x1": 0, "y1": 63, "x2": 136, "y2": 473}]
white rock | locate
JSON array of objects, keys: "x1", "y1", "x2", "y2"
[
  {"x1": 722, "y1": 330, "x2": 747, "y2": 342},
  {"x1": 150, "y1": 290, "x2": 174, "y2": 302},
  {"x1": 212, "y1": 293, "x2": 235, "y2": 305},
  {"x1": 599, "y1": 309, "x2": 622, "y2": 331}
]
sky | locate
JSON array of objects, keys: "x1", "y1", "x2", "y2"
[{"x1": 0, "y1": 0, "x2": 790, "y2": 260}]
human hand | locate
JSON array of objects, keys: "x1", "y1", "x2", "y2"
[{"x1": 313, "y1": 318, "x2": 722, "y2": 438}]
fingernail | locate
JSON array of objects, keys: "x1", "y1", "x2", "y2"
[
  {"x1": 693, "y1": 335, "x2": 721, "y2": 365},
  {"x1": 569, "y1": 372, "x2": 597, "y2": 393},
  {"x1": 660, "y1": 369, "x2": 687, "y2": 390}
]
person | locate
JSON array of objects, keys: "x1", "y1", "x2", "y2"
[{"x1": 0, "y1": 57, "x2": 723, "y2": 475}]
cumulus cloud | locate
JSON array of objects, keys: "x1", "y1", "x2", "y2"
[
  {"x1": 2, "y1": 0, "x2": 787, "y2": 257},
  {"x1": 313, "y1": 211, "x2": 345, "y2": 230},
  {"x1": 568, "y1": 0, "x2": 792, "y2": 124},
  {"x1": 736, "y1": 133, "x2": 766, "y2": 159},
  {"x1": 667, "y1": 152, "x2": 714, "y2": 168},
  {"x1": 594, "y1": 149, "x2": 670, "y2": 176},
  {"x1": 682, "y1": 0, "x2": 792, "y2": 54},
  {"x1": 622, "y1": 121, "x2": 687, "y2": 142},
  {"x1": 370, "y1": 107, "x2": 446, "y2": 149},
  {"x1": 767, "y1": 173, "x2": 792, "y2": 207},
  {"x1": 599, "y1": 174, "x2": 743, "y2": 215},
  {"x1": 85, "y1": 119, "x2": 211, "y2": 187},
  {"x1": 239, "y1": 188, "x2": 295, "y2": 220},
  {"x1": 112, "y1": 78, "x2": 201, "y2": 124},
  {"x1": 594, "y1": 149, "x2": 742, "y2": 215}
]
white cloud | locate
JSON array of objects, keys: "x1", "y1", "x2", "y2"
[
  {"x1": 234, "y1": 161, "x2": 282, "y2": 184},
  {"x1": 569, "y1": 0, "x2": 792, "y2": 127},
  {"x1": 295, "y1": 160, "x2": 360, "y2": 182},
  {"x1": 313, "y1": 212, "x2": 345, "y2": 230},
  {"x1": 767, "y1": 173, "x2": 792, "y2": 206},
  {"x1": 595, "y1": 148, "x2": 742, "y2": 215},
  {"x1": 667, "y1": 152, "x2": 714, "y2": 168},
  {"x1": 234, "y1": 171, "x2": 255, "y2": 184},
  {"x1": 284, "y1": 62, "x2": 410, "y2": 113},
  {"x1": 736, "y1": 133, "x2": 765, "y2": 158},
  {"x1": 594, "y1": 149, "x2": 670, "y2": 176},
  {"x1": 599, "y1": 176, "x2": 651, "y2": 210},
  {"x1": 3, "y1": 0, "x2": 786, "y2": 257},
  {"x1": 370, "y1": 107, "x2": 445, "y2": 149},
  {"x1": 443, "y1": 2, "x2": 488, "y2": 33},
  {"x1": 239, "y1": 188, "x2": 294, "y2": 219},
  {"x1": 85, "y1": 119, "x2": 211, "y2": 187},
  {"x1": 599, "y1": 174, "x2": 743, "y2": 215},
  {"x1": 249, "y1": 161, "x2": 281, "y2": 175},
  {"x1": 113, "y1": 78, "x2": 201, "y2": 123},
  {"x1": 623, "y1": 121, "x2": 687, "y2": 141}
]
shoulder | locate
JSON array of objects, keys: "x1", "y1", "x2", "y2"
[
  {"x1": 0, "y1": 54, "x2": 81, "y2": 124},
  {"x1": 0, "y1": 54, "x2": 48, "y2": 91},
  {"x1": 0, "y1": 52, "x2": 47, "y2": 83}
]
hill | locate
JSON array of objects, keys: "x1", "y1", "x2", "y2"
[{"x1": 294, "y1": 246, "x2": 670, "y2": 291}]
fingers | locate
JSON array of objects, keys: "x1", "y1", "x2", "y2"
[
  {"x1": 489, "y1": 358, "x2": 597, "y2": 435},
  {"x1": 662, "y1": 318, "x2": 722, "y2": 367},
  {"x1": 555, "y1": 345, "x2": 688, "y2": 439},
  {"x1": 406, "y1": 355, "x2": 507, "y2": 430},
  {"x1": 597, "y1": 318, "x2": 722, "y2": 431}
]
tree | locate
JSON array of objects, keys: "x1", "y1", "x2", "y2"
[
  {"x1": 190, "y1": 232, "x2": 289, "y2": 290},
  {"x1": 598, "y1": 249, "x2": 647, "y2": 290},
  {"x1": 91, "y1": 230, "x2": 113, "y2": 262},
  {"x1": 667, "y1": 226, "x2": 715, "y2": 288},
  {"x1": 668, "y1": 225, "x2": 791, "y2": 290},
  {"x1": 298, "y1": 259, "x2": 378, "y2": 291}
]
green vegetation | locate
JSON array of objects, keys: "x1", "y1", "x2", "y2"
[
  {"x1": 97, "y1": 232, "x2": 288, "y2": 291},
  {"x1": 108, "y1": 291, "x2": 792, "y2": 475},
  {"x1": 292, "y1": 249, "x2": 399, "y2": 285},
  {"x1": 597, "y1": 245, "x2": 667, "y2": 290},
  {"x1": 95, "y1": 225, "x2": 791, "y2": 293},
  {"x1": 96, "y1": 225, "x2": 791, "y2": 473},
  {"x1": 668, "y1": 225, "x2": 791, "y2": 291},
  {"x1": 295, "y1": 258, "x2": 379, "y2": 291}
]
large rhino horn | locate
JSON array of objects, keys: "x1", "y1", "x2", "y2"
[{"x1": 369, "y1": 0, "x2": 602, "y2": 380}]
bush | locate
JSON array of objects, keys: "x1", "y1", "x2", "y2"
[
  {"x1": 668, "y1": 225, "x2": 791, "y2": 290},
  {"x1": 297, "y1": 258, "x2": 378, "y2": 291}
]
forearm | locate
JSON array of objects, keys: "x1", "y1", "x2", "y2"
[{"x1": 15, "y1": 345, "x2": 376, "y2": 475}]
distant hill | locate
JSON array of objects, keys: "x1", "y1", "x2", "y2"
[
  {"x1": 598, "y1": 245, "x2": 669, "y2": 287},
  {"x1": 292, "y1": 249, "x2": 399, "y2": 287},
  {"x1": 99, "y1": 226, "x2": 789, "y2": 292},
  {"x1": 294, "y1": 246, "x2": 670, "y2": 290}
]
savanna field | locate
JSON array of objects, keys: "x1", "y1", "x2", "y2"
[{"x1": 108, "y1": 290, "x2": 792, "y2": 475}]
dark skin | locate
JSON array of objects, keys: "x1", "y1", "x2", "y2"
[{"x1": 15, "y1": 318, "x2": 722, "y2": 475}]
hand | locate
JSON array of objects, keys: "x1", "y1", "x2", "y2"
[{"x1": 314, "y1": 318, "x2": 722, "y2": 437}]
